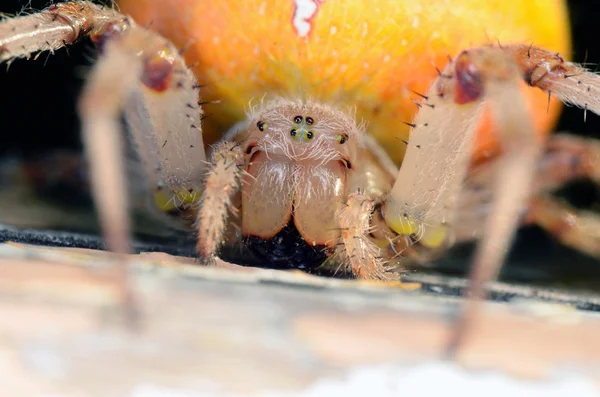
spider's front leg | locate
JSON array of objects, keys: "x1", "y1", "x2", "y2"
[
  {"x1": 379, "y1": 44, "x2": 600, "y2": 353},
  {"x1": 339, "y1": 49, "x2": 536, "y2": 282},
  {"x1": 0, "y1": 1, "x2": 111, "y2": 62},
  {"x1": 0, "y1": 2, "x2": 207, "y2": 324}
]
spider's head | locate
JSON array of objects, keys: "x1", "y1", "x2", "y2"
[
  {"x1": 237, "y1": 98, "x2": 364, "y2": 249},
  {"x1": 242, "y1": 98, "x2": 361, "y2": 167}
]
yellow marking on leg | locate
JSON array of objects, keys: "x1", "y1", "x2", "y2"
[
  {"x1": 420, "y1": 225, "x2": 448, "y2": 248},
  {"x1": 386, "y1": 216, "x2": 419, "y2": 236},
  {"x1": 154, "y1": 189, "x2": 199, "y2": 212},
  {"x1": 385, "y1": 213, "x2": 448, "y2": 249}
]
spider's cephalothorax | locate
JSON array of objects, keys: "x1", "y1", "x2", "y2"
[
  {"x1": 198, "y1": 99, "x2": 396, "y2": 274},
  {"x1": 241, "y1": 100, "x2": 359, "y2": 247},
  {"x1": 241, "y1": 101, "x2": 357, "y2": 265}
]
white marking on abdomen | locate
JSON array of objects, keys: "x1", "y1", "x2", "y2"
[{"x1": 292, "y1": 0, "x2": 324, "y2": 37}]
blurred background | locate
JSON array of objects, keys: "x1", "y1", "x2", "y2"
[{"x1": 0, "y1": 0, "x2": 599, "y2": 287}]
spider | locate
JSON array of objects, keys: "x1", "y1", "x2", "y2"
[{"x1": 2, "y1": 1, "x2": 600, "y2": 344}]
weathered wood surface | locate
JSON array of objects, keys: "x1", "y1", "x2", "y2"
[{"x1": 1, "y1": 239, "x2": 600, "y2": 396}]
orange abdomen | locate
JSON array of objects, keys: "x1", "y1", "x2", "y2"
[{"x1": 118, "y1": 0, "x2": 571, "y2": 164}]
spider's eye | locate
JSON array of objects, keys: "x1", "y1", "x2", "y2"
[
  {"x1": 293, "y1": 115, "x2": 303, "y2": 123},
  {"x1": 306, "y1": 131, "x2": 314, "y2": 139},
  {"x1": 257, "y1": 121, "x2": 266, "y2": 131},
  {"x1": 290, "y1": 129, "x2": 297, "y2": 136},
  {"x1": 306, "y1": 116, "x2": 314, "y2": 125},
  {"x1": 336, "y1": 134, "x2": 348, "y2": 144}
]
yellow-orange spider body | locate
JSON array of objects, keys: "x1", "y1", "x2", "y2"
[{"x1": 119, "y1": 0, "x2": 571, "y2": 164}]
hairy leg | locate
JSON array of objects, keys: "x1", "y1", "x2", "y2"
[
  {"x1": 524, "y1": 135, "x2": 600, "y2": 258},
  {"x1": 374, "y1": 43, "x2": 600, "y2": 354},
  {"x1": 0, "y1": 1, "x2": 207, "y2": 238},
  {"x1": 449, "y1": 46, "x2": 600, "y2": 354},
  {"x1": 0, "y1": 2, "x2": 123, "y2": 62},
  {"x1": 526, "y1": 197, "x2": 600, "y2": 258},
  {"x1": 0, "y1": 2, "x2": 207, "y2": 325},
  {"x1": 448, "y1": 49, "x2": 543, "y2": 354},
  {"x1": 382, "y1": 44, "x2": 600, "y2": 257},
  {"x1": 196, "y1": 142, "x2": 244, "y2": 260},
  {"x1": 455, "y1": 134, "x2": 600, "y2": 248},
  {"x1": 337, "y1": 193, "x2": 391, "y2": 280}
]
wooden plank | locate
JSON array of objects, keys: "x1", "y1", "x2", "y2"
[{"x1": 1, "y1": 242, "x2": 600, "y2": 395}]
